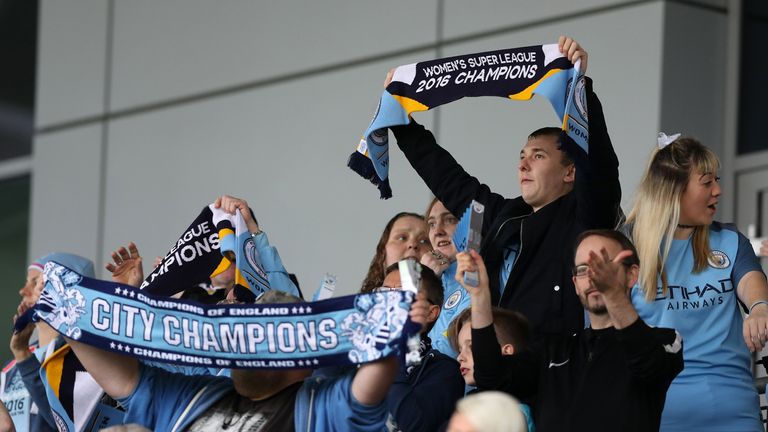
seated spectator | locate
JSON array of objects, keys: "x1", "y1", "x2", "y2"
[
  {"x1": 380, "y1": 262, "x2": 464, "y2": 431},
  {"x1": 447, "y1": 391, "x2": 527, "y2": 432},
  {"x1": 61, "y1": 288, "x2": 430, "y2": 431},
  {"x1": 361, "y1": 213, "x2": 430, "y2": 293},
  {"x1": 454, "y1": 230, "x2": 684, "y2": 432}
]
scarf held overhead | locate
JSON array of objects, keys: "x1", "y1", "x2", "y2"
[
  {"x1": 37, "y1": 262, "x2": 418, "y2": 370},
  {"x1": 348, "y1": 43, "x2": 588, "y2": 198},
  {"x1": 140, "y1": 203, "x2": 285, "y2": 300}
]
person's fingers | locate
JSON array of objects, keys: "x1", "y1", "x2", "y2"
[
  {"x1": 128, "y1": 242, "x2": 140, "y2": 258},
  {"x1": 384, "y1": 68, "x2": 396, "y2": 88},
  {"x1": 213, "y1": 196, "x2": 223, "y2": 208},
  {"x1": 567, "y1": 42, "x2": 579, "y2": 61},
  {"x1": 111, "y1": 251, "x2": 122, "y2": 265},
  {"x1": 118, "y1": 246, "x2": 131, "y2": 262},
  {"x1": 105, "y1": 263, "x2": 116, "y2": 273},
  {"x1": 613, "y1": 250, "x2": 633, "y2": 264},
  {"x1": 599, "y1": 247, "x2": 611, "y2": 264},
  {"x1": 558, "y1": 35, "x2": 566, "y2": 51},
  {"x1": 745, "y1": 321, "x2": 758, "y2": 352},
  {"x1": 469, "y1": 250, "x2": 487, "y2": 273}
]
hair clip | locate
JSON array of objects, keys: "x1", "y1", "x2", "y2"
[{"x1": 657, "y1": 132, "x2": 681, "y2": 149}]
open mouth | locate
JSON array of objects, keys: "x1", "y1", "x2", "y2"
[
  {"x1": 460, "y1": 367, "x2": 470, "y2": 376},
  {"x1": 437, "y1": 240, "x2": 451, "y2": 248}
]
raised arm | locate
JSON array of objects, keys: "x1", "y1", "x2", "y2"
[
  {"x1": 384, "y1": 69, "x2": 528, "y2": 235},
  {"x1": 105, "y1": 242, "x2": 144, "y2": 288},
  {"x1": 351, "y1": 291, "x2": 430, "y2": 405},
  {"x1": 64, "y1": 338, "x2": 139, "y2": 400},
  {"x1": 214, "y1": 195, "x2": 300, "y2": 297},
  {"x1": 455, "y1": 251, "x2": 539, "y2": 397},
  {"x1": 560, "y1": 38, "x2": 621, "y2": 229},
  {"x1": 587, "y1": 246, "x2": 683, "y2": 381}
]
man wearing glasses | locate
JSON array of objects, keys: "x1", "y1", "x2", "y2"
[{"x1": 453, "y1": 229, "x2": 684, "y2": 432}]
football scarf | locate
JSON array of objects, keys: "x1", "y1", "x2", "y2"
[
  {"x1": 348, "y1": 43, "x2": 588, "y2": 198},
  {"x1": 34, "y1": 262, "x2": 418, "y2": 370},
  {"x1": 39, "y1": 341, "x2": 125, "y2": 432},
  {"x1": 212, "y1": 209, "x2": 272, "y2": 302},
  {"x1": 140, "y1": 204, "x2": 286, "y2": 300},
  {"x1": 140, "y1": 205, "x2": 230, "y2": 296}
]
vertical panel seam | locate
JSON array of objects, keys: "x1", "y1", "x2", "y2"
[{"x1": 96, "y1": 0, "x2": 115, "y2": 274}]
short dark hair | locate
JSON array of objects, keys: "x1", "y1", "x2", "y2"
[
  {"x1": 255, "y1": 290, "x2": 305, "y2": 305},
  {"x1": 573, "y1": 229, "x2": 640, "y2": 267},
  {"x1": 384, "y1": 262, "x2": 444, "y2": 306},
  {"x1": 447, "y1": 307, "x2": 530, "y2": 353},
  {"x1": 528, "y1": 127, "x2": 573, "y2": 166}
]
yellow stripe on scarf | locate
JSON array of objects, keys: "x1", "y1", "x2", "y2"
[
  {"x1": 210, "y1": 256, "x2": 231, "y2": 278},
  {"x1": 392, "y1": 95, "x2": 429, "y2": 116},
  {"x1": 40, "y1": 344, "x2": 71, "y2": 398}
]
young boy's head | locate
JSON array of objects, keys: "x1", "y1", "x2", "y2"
[
  {"x1": 382, "y1": 261, "x2": 444, "y2": 334},
  {"x1": 447, "y1": 307, "x2": 530, "y2": 386}
]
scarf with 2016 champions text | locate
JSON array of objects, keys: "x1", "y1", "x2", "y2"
[
  {"x1": 348, "y1": 43, "x2": 588, "y2": 199},
  {"x1": 35, "y1": 262, "x2": 418, "y2": 370}
]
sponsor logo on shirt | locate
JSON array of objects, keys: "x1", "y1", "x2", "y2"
[{"x1": 653, "y1": 278, "x2": 733, "y2": 310}]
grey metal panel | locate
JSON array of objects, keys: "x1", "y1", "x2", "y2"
[
  {"x1": 442, "y1": 0, "x2": 642, "y2": 39},
  {"x1": 35, "y1": 0, "x2": 108, "y2": 128},
  {"x1": 29, "y1": 125, "x2": 102, "y2": 266},
  {"x1": 659, "y1": 2, "x2": 727, "y2": 166},
  {"x1": 109, "y1": 0, "x2": 439, "y2": 111}
]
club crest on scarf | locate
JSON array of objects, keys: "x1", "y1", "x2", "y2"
[
  {"x1": 38, "y1": 262, "x2": 86, "y2": 340},
  {"x1": 341, "y1": 291, "x2": 410, "y2": 363}
]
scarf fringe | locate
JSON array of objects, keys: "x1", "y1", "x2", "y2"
[{"x1": 347, "y1": 152, "x2": 392, "y2": 199}]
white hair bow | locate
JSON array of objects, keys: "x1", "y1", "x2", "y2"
[{"x1": 657, "y1": 132, "x2": 681, "y2": 149}]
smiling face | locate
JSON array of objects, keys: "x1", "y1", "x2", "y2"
[
  {"x1": 518, "y1": 136, "x2": 575, "y2": 211},
  {"x1": 384, "y1": 216, "x2": 430, "y2": 268},
  {"x1": 427, "y1": 200, "x2": 458, "y2": 260},
  {"x1": 679, "y1": 170, "x2": 721, "y2": 227}
]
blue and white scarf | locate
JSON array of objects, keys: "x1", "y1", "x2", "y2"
[
  {"x1": 34, "y1": 262, "x2": 418, "y2": 370},
  {"x1": 348, "y1": 43, "x2": 588, "y2": 198},
  {"x1": 212, "y1": 209, "x2": 272, "y2": 302}
]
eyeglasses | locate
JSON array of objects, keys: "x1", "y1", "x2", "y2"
[{"x1": 572, "y1": 261, "x2": 634, "y2": 278}]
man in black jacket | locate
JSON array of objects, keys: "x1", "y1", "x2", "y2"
[
  {"x1": 389, "y1": 36, "x2": 621, "y2": 337},
  {"x1": 454, "y1": 230, "x2": 683, "y2": 432}
]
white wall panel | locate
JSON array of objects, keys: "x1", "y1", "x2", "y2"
[
  {"x1": 110, "y1": 0, "x2": 438, "y2": 110},
  {"x1": 104, "y1": 55, "x2": 436, "y2": 297},
  {"x1": 437, "y1": 2, "x2": 665, "y2": 212},
  {"x1": 29, "y1": 126, "x2": 102, "y2": 264},
  {"x1": 35, "y1": 0, "x2": 107, "y2": 127}
]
